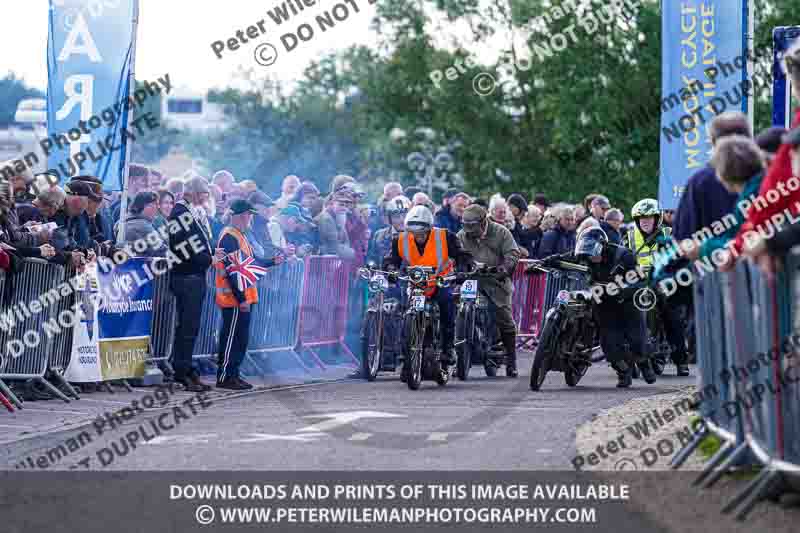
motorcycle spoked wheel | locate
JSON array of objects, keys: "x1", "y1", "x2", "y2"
[
  {"x1": 530, "y1": 315, "x2": 558, "y2": 391},
  {"x1": 406, "y1": 315, "x2": 424, "y2": 390},
  {"x1": 361, "y1": 312, "x2": 383, "y2": 381},
  {"x1": 456, "y1": 307, "x2": 473, "y2": 381}
]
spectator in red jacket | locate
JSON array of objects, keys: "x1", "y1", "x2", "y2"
[{"x1": 731, "y1": 38, "x2": 800, "y2": 265}]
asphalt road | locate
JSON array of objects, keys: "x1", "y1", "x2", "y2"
[{"x1": 1, "y1": 352, "x2": 694, "y2": 471}]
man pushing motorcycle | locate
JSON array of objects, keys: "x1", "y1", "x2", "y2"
[
  {"x1": 528, "y1": 225, "x2": 657, "y2": 388},
  {"x1": 457, "y1": 205, "x2": 522, "y2": 377},
  {"x1": 383, "y1": 205, "x2": 473, "y2": 380}
]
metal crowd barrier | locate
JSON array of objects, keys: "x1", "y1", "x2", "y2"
[
  {"x1": 512, "y1": 260, "x2": 547, "y2": 350},
  {"x1": 0, "y1": 259, "x2": 78, "y2": 408},
  {"x1": 671, "y1": 254, "x2": 800, "y2": 519},
  {"x1": 296, "y1": 255, "x2": 359, "y2": 369}
]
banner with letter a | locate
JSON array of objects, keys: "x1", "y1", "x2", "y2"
[
  {"x1": 659, "y1": 1, "x2": 747, "y2": 209},
  {"x1": 46, "y1": 0, "x2": 139, "y2": 189}
]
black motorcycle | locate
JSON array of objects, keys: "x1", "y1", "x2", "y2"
[
  {"x1": 358, "y1": 264, "x2": 405, "y2": 381},
  {"x1": 527, "y1": 261, "x2": 602, "y2": 391},
  {"x1": 454, "y1": 263, "x2": 508, "y2": 379},
  {"x1": 394, "y1": 266, "x2": 457, "y2": 390}
]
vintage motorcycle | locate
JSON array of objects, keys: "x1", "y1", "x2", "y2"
[
  {"x1": 357, "y1": 264, "x2": 405, "y2": 381},
  {"x1": 454, "y1": 263, "x2": 509, "y2": 379},
  {"x1": 392, "y1": 266, "x2": 458, "y2": 390},
  {"x1": 527, "y1": 260, "x2": 603, "y2": 391}
]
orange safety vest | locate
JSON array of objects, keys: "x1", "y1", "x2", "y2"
[
  {"x1": 215, "y1": 227, "x2": 259, "y2": 307},
  {"x1": 398, "y1": 228, "x2": 453, "y2": 296}
]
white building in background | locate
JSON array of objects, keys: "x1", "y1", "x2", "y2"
[
  {"x1": 0, "y1": 98, "x2": 47, "y2": 173},
  {"x1": 160, "y1": 87, "x2": 229, "y2": 132}
]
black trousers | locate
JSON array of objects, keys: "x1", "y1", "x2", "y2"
[
  {"x1": 170, "y1": 274, "x2": 206, "y2": 380},
  {"x1": 594, "y1": 302, "x2": 646, "y2": 369},
  {"x1": 217, "y1": 307, "x2": 252, "y2": 382}
]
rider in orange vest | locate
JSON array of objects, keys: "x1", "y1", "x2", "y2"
[
  {"x1": 215, "y1": 199, "x2": 283, "y2": 390},
  {"x1": 383, "y1": 205, "x2": 473, "y2": 379}
]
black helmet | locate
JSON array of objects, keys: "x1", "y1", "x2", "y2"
[{"x1": 574, "y1": 226, "x2": 608, "y2": 261}]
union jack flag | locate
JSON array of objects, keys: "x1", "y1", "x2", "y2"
[{"x1": 225, "y1": 250, "x2": 269, "y2": 291}]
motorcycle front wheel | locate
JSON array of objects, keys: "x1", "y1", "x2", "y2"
[
  {"x1": 530, "y1": 314, "x2": 559, "y2": 390},
  {"x1": 455, "y1": 306, "x2": 473, "y2": 380},
  {"x1": 406, "y1": 314, "x2": 424, "y2": 390},
  {"x1": 361, "y1": 311, "x2": 383, "y2": 381}
]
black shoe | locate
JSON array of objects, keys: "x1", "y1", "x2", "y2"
[
  {"x1": 177, "y1": 374, "x2": 212, "y2": 392},
  {"x1": 234, "y1": 377, "x2": 254, "y2": 390},
  {"x1": 639, "y1": 361, "x2": 657, "y2": 384},
  {"x1": 617, "y1": 371, "x2": 632, "y2": 388},
  {"x1": 216, "y1": 377, "x2": 250, "y2": 391},
  {"x1": 506, "y1": 361, "x2": 518, "y2": 378},
  {"x1": 677, "y1": 364, "x2": 690, "y2": 377}
]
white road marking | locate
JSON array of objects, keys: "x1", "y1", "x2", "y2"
[
  {"x1": 146, "y1": 434, "x2": 219, "y2": 445},
  {"x1": 348, "y1": 433, "x2": 372, "y2": 441},
  {"x1": 234, "y1": 433, "x2": 327, "y2": 443},
  {"x1": 297, "y1": 411, "x2": 406, "y2": 433}
]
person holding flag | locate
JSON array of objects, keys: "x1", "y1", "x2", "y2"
[{"x1": 215, "y1": 199, "x2": 284, "y2": 390}]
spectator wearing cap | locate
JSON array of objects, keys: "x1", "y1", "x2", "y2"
[
  {"x1": 215, "y1": 199, "x2": 283, "y2": 390},
  {"x1": 434, "y1": 191, "x2": 468, "y2": 234},
  {"x1": 507, "y1": 194, "x2": 535, "y2": 258},
  {"x1": 268, "y1": 202, "x2": 304, "y2": 257},
  {"x1": 167, "y1": 176, "x2": 219, "y2": 393},
  {"x1": 276, "y1": 174, "x2": 302, "y2": 209},
  {"x1": 51, "y1": 179, "x2": 96, "y2": 262},
  {"x1": 72, "y1": 175, "x2": 113, "y2": 246},
  {"x1": 316, "y1": 187, "x2": 356, "y2": 259},
  {"x1": 115, "y1": 191, "x2": 167, "y2": 256},
  {"x1": 438, "y1": 188, "x2": 459, "y2": 215},
  {"x1": 247, "y1": 191, "x2": 276, "y2": 253},
  {"x1": 282, "y1": 203, "x2": 318, "y2": 257},
  {"x1": 111, "y1": 163, "x2": 151, "y2": 228}
]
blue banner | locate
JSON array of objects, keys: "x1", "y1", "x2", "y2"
[
  {"x1": 659, "y1": 1, "x2": 747, "y2": 209},
  {"x1": 96, "y1": 257, "x2": 153, "y2": 380},
  {"x1": 46, "y1": 0, "x2": 138, "y2": 189}
]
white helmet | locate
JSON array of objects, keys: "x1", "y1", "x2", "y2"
[
  {"x1": 404, "y1": 204, "x2": 434, "y2": 230},
  {"x1": 386, "y1": 195, "x2": 412, "y2": 216}
]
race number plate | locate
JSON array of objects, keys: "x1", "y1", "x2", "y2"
[
  {"x1": 371, "y1": 274, "x2": 389, "y2": 290},
  {"x1": 412, "y1": 295, "x2": 426, "y2": 310},
  {"x1": 461, "y1": 279, "x2": 478, "y2": 299}
]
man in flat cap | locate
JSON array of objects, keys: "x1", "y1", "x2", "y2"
[
  {"x1": 457, "y1": 204, "x2": 522, "y2": 377},
  {"x1": 214, "y1": 199, "x2": 284, "y2": 390}
]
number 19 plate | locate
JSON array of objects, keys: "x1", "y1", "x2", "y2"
[{"x1": 461, "y1": 280, "x2": 478, "y2": 299}]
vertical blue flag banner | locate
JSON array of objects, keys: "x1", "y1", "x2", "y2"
[
  {"x1": 95, "y1": 257, "x2": 154, "y2": 380},
  {"x1": 47, "y1": 0, "x2": 138, "y2": 189},
  {"x1": 659, "y1": 1, "x2": 746, "y2": 209},
  {"x1": 773, "y1": 26, "x2": 800, "y2": 128}
]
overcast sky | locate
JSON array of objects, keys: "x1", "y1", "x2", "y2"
[{"x1": 1, "y1": 0, "x2": 380, "y2": 92}]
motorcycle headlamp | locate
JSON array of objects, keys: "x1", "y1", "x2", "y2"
[{"x1": 409, "y1": 268, "x2": 425, "y2": 283}]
